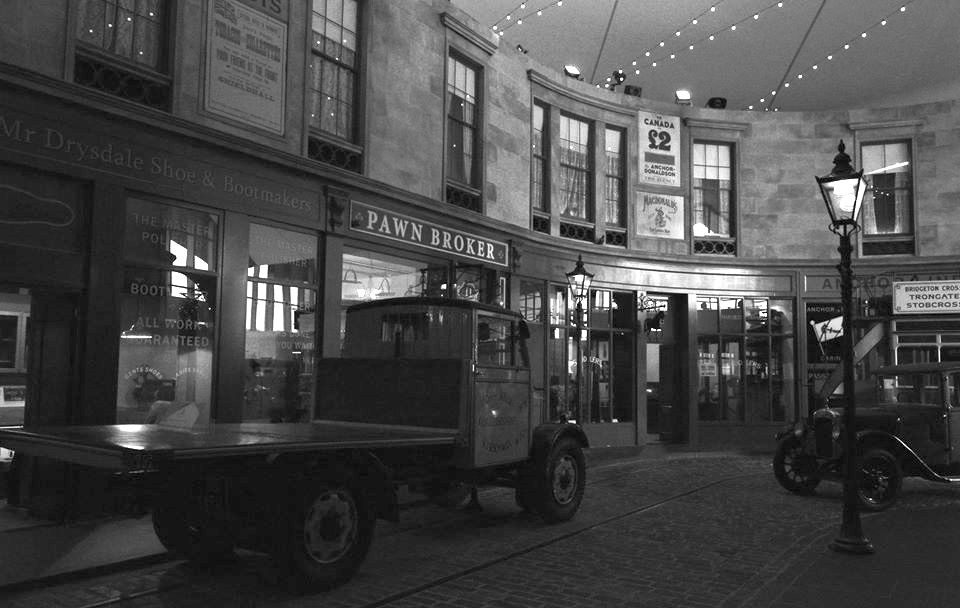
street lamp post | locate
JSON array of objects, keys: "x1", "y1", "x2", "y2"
[
  {"x1": 566, "y1": 255, "x2": 594, "y2": 423},
  {"x1": 816, "y1": 140, "x2": 875, "y2": 555}
]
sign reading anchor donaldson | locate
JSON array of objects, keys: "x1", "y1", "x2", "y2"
[
  {"x1": 350, "y1": 201, "x2": 509, "y2": 268},
  {"x1": 638, "y1": 110, "x2": 681, "y2": 187},
  {"x1": 893, "y1": 280, "x2": 960, "y2": 314}
]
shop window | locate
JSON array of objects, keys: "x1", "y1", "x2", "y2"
[
  {"x1": 582, "y1": 289, "x2": 634, "y2": 424},
  {"x1": 697, "y1": 296, "x2": 795, "y2": 423},
  {"x1": 0, "y1": 311, "x2": 27, "y2": 373},
  {"x1": 74, "y1": 0, "x2": 171, "y2": 110},
  {"x1": 860, "y1": 140, "x2": 914, "y2": 255},
  {"x1": 244, "y1": 224, "x2": 317, "y2": 422},
  {"x1": 446, "y1": 53, "x2": 482, "y2": 212},
  {"x1": 118, "y1": 199, "x2": 219, "y2": 426},
  {"x1": 307, "y1": 0, "x2": 363, "y2": 173},
  {"x1": 692, "y1": 141, "x2": 736, "y2": 256}
]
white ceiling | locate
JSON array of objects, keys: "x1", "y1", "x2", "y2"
[{"x1": 449, "y1": 0, "x2": 960, "y2": 111}]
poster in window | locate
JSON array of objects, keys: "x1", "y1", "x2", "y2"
[
  {"x1": 806, "y1": 302, "x2": 843, "y2": 364},
  {"x1": 204, "y1": 0, "x2": 287, "y2": 134},
  {"x1": 638, "y1": 110, "x2": 681, "y2": 187},
  {"x1": 636, "y1": 192, "x2": 684, "y2": 239}
]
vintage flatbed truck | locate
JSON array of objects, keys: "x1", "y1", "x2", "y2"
[{"x1": 0, "y1": 297, "x2": 588, "y2": 590}]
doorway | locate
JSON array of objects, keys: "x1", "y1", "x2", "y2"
[{"x1": 642, "y1": 294, "x2": 680, "y2": 441}]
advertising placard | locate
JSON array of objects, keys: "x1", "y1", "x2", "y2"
[
  {"x1": 204, "y1": 0, "x2": 287, "y2": 134},
  {"x1": 636, "y1": 191, "x2": 684, "y2": 239},
  {"x1": 806, "y1": 302, "x2": 843, "y2": 364},
  {"x1": 638, "y1": 110, "x2": 681, "y2": 187}
]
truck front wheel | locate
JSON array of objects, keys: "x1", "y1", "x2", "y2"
[
  {"x1": 281, "y1": 476, "x2": 375, "y2": 591},
  {"x1": 151, "y1": 503, "x2": 234, "y2": 565},
  {"x1": 533, "y1": 436, "x2": 586, "y2": 523}
]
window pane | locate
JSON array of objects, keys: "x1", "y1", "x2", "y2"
[
  {"x1": 692, "y1": 142, "x2": 734, "y2": 238},
  {"x1": 117, "y1": 267, "x2": 216, "y2": 426},
  {"x1": 559, "y1": 114, "x2": 591, "y2": 220},
  {"x1": 76, "y1": 0, "x2": 166, "y2": 71},
  {"x1": 862, "y1": 141, "x2": 912, "y2": 237},
  {"x1": 124, "y1": 199, "x2": 219, "y2": 270}
]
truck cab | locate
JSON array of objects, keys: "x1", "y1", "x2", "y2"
[{"x1": 319, "y1": 297, "x2": 537, "y2": 469}]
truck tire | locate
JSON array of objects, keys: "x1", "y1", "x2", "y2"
[
  {"x1": 858, "y1": 448, "x2": 901, "y2": 511},
  {"x1": 533, "y1": 436, "x2": 585, "y2": 523},
  {"x1": 281, "y1": 476, "x2": 375, "y2": 591},
  {"x1": 151, "y1": 503, "x2": 234, "y2": 565}
]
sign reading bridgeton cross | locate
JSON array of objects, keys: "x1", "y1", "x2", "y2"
[
  {"x1": 349, "y1": 201, "x2": 509, "y2": 268},
  {"x1": 893, "y1": 280, "x2": 960, "y2": 314}
]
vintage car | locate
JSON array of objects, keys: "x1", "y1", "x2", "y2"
[{"x1": 773, "y1": 362, "x2": 960, "y2": 510}]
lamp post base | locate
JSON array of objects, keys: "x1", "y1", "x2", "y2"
[{"x1": 829, "y1": 535, "x2": 875, "y2": 555}]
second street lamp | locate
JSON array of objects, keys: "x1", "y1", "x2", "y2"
[
  {"x1": 566, "y1": 256, "x2": 593, "y2": 423},
  {"x1": 816, "y1": 140, "x2": 874, "y2": 555}
]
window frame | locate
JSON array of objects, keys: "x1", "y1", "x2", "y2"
[
  {"x1": 445, "y1": 50, "x2": 484, "y2": 196},
  {"x1": 308, "y1": 0, "x2": 361, "y2": 144},
  {"x1": 72, "y1": 0, "x2": 174, "y2": 110},
  {"x1": 691, "y1": 139, "x2": 738, "y2": 256},
  {"x1": 858, "y1": 138, "x2": 916, "y2": 256},
  {"x1": 557, "y1": 111, "x2": 593, "y2": 223}
]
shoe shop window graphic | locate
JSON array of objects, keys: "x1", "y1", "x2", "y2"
[{"x1": 117, "y1": 198, "x2": 219, "y2": 427}]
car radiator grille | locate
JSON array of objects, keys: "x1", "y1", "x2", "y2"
[{"x1": 814, "y1": 417, "x2": 835, "y2": 457}]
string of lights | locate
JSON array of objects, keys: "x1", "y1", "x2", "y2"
[
  {"x1": 751, "y1": 1, "x2": 919, "y2": 110},
  {"x1": 616, "y1": 0, "x2": 795, "y2": 88},
  {"x1": 491, "y1": 1, "x2": 566, "y2": 36}
]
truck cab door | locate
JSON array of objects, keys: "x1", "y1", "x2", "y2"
[{"x1": 471, "y1": 315, "x2": 531, "y2": 467}]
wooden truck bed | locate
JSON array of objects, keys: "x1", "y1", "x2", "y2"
[{"x1": 0, "y1": 421, "x2": 459, "y2": 473}]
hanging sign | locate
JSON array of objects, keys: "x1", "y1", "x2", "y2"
[
  {"x1": 893, "y1": 280, "x2": 960, "y2": 314},
  {"x1": 638, "y1": 110, "x2": 681, "y2": 187},
  {"x1": 350, "y1": 201, "x2": 509, "y2": 268},
  {"x1": 636, "y1": 191, "x2": 684, "y2": 239}
]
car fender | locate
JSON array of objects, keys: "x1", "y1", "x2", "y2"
[
  {"x1": 529, "y1": 422, "x2": 589, "y2": 463},
  {"x1": 856, "y1": 429, "x2": 957, "y2": 484}
]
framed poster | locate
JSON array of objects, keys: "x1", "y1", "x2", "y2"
[
  {"x1": 806, "y1": 302, "x2": 843, "y2": 364},
  {"x1": 636, "y1": 191, "x2": 684, "y2": 239},
  {"x1": 638, "y1": 110, "x2": 681, "y2": 187},
  {"x1": 204, "y1": 0, "x2": 287, "y2": 134}
]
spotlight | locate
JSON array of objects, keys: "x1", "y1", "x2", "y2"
[
  {"x1": 516, "y1": 44, "x2": 528, "y2": 54},
  {"x1": 706, "y1": 96, "x2": 727, "y2": 109},
  {"x1": 563, "y1": 64, "x2": 582, "y2": 79},
  {"x1": 612, "y1": 69, "x2": 625, "y2": 85},
  {"x1": 623, "y1": 85, "x2": 642, "y2": 97},
  {"x1": 674, "y1": 89, "x2": 692, "y2": 105}
]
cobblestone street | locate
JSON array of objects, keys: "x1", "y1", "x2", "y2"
[{"x1": 4, "y1": 450, "x2": 960, "y2": 608}]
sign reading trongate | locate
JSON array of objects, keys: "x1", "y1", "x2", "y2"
[{"x1": 893, "y1": 280, "x2": 960, "y2": 314}]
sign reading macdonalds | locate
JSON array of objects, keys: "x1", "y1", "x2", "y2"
[{"x1": 349, "y1": 201, "x2": 509, "y2": 268}]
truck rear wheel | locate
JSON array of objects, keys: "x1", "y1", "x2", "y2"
[
  {"x1": 533, "y1": 436, "x2": 585, "y2": 523},
  {"x1": 281, "y1": 476, "x2": 375, "y2": 591}
]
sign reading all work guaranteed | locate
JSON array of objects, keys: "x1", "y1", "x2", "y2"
[{"x1": 893, "y1": 280, "x2": 960, "y2": 314}]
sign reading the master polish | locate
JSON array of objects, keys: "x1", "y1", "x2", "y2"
[{"x1": 349, "y1": 201, "x2": 509, "y2": 268}]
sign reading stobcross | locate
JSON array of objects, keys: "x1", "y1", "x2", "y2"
[{"x1": 893, "y1": 280, "x2": 960, "y2": 314}]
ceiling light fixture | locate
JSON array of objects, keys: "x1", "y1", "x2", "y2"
[
  {"x1": 675, "y1": 89, "x2": 692, "y2": 105},
  {"x1": 563, "y1": 64, "x2": 582, "y2": 79}
]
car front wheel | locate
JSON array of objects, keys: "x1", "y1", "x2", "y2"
[
  {"x1": 773, "y1": 435, "x2": 821, "y2": 494},
  {"x1": 858, "y1": 448, "x2": 901, "y2": 511}
]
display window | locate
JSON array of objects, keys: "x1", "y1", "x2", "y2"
[
  {"x1": 117, "y1": 198, "x2": 219, "y2": 426},
  {"x1": 243, "y1": 224, "x2": 318, "y2": 422},
  {"x1": 697, "y1": 296, "x2": 796, "y2": 423}
]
